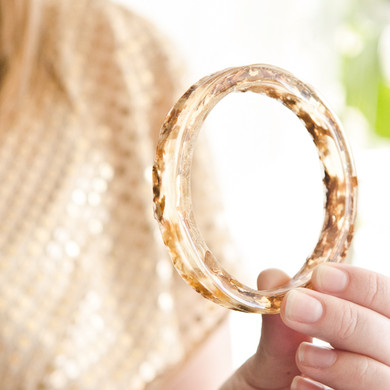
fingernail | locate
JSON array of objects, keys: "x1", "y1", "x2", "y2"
[
  {"x1": 315, "y1": 264, "x2": 348, "y2": 292},
  {"x1": 291, "y1": 376, "x2": 330, "y2": 390},
  {"x1": 298, "y1": 342, "x2": 337, "y2": 368},
  {"x1": 285, "y1": 290, "x2": 323, "y2": 323}
]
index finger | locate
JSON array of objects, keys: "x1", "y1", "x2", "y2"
[{"x1": 311, "y1": 263, "x2": 390, "y2": 318}]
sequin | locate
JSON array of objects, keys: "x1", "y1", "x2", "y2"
[{"x1": 0, "y1": 0, "x2": 229, "y2": 388}]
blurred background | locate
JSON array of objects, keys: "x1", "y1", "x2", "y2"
[{"x1": 118, "y1": 0, "x2": 390, "y2": 369}]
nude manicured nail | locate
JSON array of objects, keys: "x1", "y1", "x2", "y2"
[
  {"x1": 298, "y1": 342, "x2": 337, "y2": 368},
  {"x1": 285, "y1": 290, "x2": 323, "y2": 323},
  {"x1": 315, "y1": 264, "x2": 348, "y2": 292},
  {"x1": 291, "y1": 376, "x2": 330, "y2": 390}
]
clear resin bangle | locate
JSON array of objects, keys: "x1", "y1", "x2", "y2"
[{"x1": 153, "y1": 64, "x2": 358, "y2": 314}]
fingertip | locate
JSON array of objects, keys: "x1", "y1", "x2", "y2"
[
  {"x1": 291, "y1": 375, "x2": 300, "y2": 390},
  {"x1": 257, "y1": 268, "x2": 291, "y2": 290},
  {"x1": 291, "y1": 375, "x2": 327, "y2": 390},
  {"x1": 311, "y1": 263, "x2": 349, "y2": 293},
  {"x1": 295, "y1": 341, "x2": 311, "y2": 366}
]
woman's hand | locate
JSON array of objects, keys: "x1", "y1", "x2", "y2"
[
  {"x1": 221, "y1": 264, "x2": 390, "y2": 390},
  {"x1": 283, "y1": 263, "x2": 390, "y2": 389}
]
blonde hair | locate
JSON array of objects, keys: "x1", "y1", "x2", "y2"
[{"x1": 0, "y1": 0, "x2": 43, "y2": 118}]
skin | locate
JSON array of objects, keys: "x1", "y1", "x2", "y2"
[
  {"x1": 156, "y1": 319, "x2": 232, "y2": 390},
  {"x1": 221, "y1": 264, "x2": 390, "y2": 390}
]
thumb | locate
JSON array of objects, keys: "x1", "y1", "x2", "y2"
[
  {"x1": 221, "y1": 269, "x2": 311, "y2": 390},
  {"x1": 257, "y1": 268, "x2": 311, "y2": 360},
  {"x1": 252, "y1": 269, "x2": 311, "y2": 388}
]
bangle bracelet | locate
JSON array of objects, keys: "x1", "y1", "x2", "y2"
[{"x1": 153, "y1": 64, "x2": 358, "y2": 314}]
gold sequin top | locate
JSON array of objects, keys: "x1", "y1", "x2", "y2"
[{"x1": 0, "y1": 1, "x2": 231, "y2": 388}]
